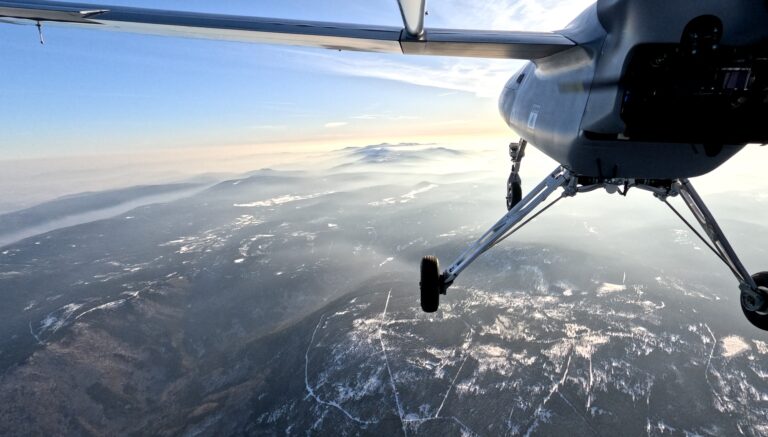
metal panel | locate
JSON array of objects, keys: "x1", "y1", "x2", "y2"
[{"x1": 401, "y1": 29, "x2": 575, "y2": 59}]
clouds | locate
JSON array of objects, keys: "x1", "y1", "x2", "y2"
[
  {"x1": 284, "y1": 49, "x2": 522, "y2": 98},
  {"x1": 350, "y1": 114, "x2": 419, "y2": 121},
  {"x1": 275, "y1": 0, "x2": 594, "y2": 99},
  {"x1": 426, "y1": 0, "x2": 594, "y2": 31}
]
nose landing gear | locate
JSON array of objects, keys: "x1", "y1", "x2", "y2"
[{"x1": 506, "y1": 140, "x2": 526, "y2": 210}]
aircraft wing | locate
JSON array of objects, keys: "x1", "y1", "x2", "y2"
[{"x1": 0, "y1": 0, "x2": 575, "y2": 59}]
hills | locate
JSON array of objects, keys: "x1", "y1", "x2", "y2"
[{"x1": 0, "y1": 144, "x2": 767, "y2": 435}]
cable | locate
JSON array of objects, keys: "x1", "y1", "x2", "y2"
[
  {"x1": 663, "y1": 199, "x2": 724, "y2": 261},
  {"x1": 663, "y1": 199, "x2": 745, "y2": 280}
]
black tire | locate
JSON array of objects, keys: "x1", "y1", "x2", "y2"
[
  {"x1": 741, "y1": 272, "x2": 768, "y2": 331},
  {"x1": 420, "y1": 256, "x2": 440, "y2": 313},
  {"x1": 506, "y1": 175, "x2": 522, "y2": 211}
]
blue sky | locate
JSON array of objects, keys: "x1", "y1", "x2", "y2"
[{"x1": 0, "y1": 0, "x2": 595, "y2": 158}]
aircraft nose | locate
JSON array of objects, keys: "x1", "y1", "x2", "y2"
[
  {"x1": 499, "y1": 66, "x2": 527, "y2": 125},
  {"x1": 498, "y1": 85, "x2": 516, "y2": 125}
]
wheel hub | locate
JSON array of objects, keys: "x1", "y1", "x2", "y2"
[{"x1": 742, "y1": 284, "x2": 768, "y2": 313}]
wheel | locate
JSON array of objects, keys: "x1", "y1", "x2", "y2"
[
  {"x1": 741, "y1": 271, "x2": 768, "y2": 331},
  {"x1": 420, "y1": 256, "x2": 440, "y2": 313},
  {"x1": 506, "y1": 175, "x2": 522, "y2": 211}
]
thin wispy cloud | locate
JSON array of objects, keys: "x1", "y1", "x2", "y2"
[
  {"x1": 288, "y1": 50, "x2": 521, "y2": 98},
  {"x1": 351, "y1": 114, "x2": 420, "y2": 121},
  {"x1": 324, "y1": 122, "x2": 348, "y2": 128},
  {"x1": 428, "y1": 0, "x2": 595, "y2": 31},
  {"x1": 276, "y1": 0, "x2": 593, "y2": 99}
]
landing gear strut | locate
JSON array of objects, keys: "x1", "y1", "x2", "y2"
[
  {"x1": 420, "y1": 166, "x2": 576, "y2": 312},
  {"x1": 506, "y1": 140, "x2": 526, "y2": 210},
  {"x1": 418, "y1": 166, "x2": 768, "y2": 331},
  {"x1": 661, "y1": 179, "x2": 768, "y2": 329}
]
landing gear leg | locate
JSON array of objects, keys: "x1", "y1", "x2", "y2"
[
  {"x1": 507, "y1": 140, "x2": 527, "y2": 210},
  {"x1": 419, "y1": 170, "x2": 768, "y2": 328},
  {"x1": 665, "y1": 179, "x2": 768, "y2": 329},
  {"x1": 420, "y1": 166, "x2": 575, "y2": 312}
]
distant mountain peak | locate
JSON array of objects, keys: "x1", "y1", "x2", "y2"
[{"x1": 338, "y1": 144, "x2": 465, "y2": 168}]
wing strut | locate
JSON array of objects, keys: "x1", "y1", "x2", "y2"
[{"x1": 397, "y1": 0, "x2": 426, "y2": 38}]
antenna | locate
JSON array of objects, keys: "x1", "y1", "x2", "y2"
[{"x1": 36, "y1": 20, "x2": 44, "y2": 44}]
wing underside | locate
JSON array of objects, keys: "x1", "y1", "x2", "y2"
[{"x1": 0, "y1": 0, "x2": 575, "y2": 59}]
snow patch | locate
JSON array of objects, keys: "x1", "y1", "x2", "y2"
[
  {"x1": 473, "y1": 344, "x2": 516, "y2": 376},
  {"x1": 583, "y1": 221, "x2": 598, "y2": 234},
  {"x1": 597, "y1": 282, "x2": 626, "y2": 295},
  {"x1": 234, "y1": 191, "x2": 334, "y2": 208},
  {"x1": 369, "y1": 184, "x2": 438, "y2": 206},
  {"x1": 754, "y1": 340, "x2": 768, "y2": 355},
  {"x1": 721, "y1": 336, "x2": 750, "y2": 358},
  {"x1": 401, "y1": 184, "x2": 438, "y2": 201},
  {"x1": 38, "y1": 303, "x2": 83, "y2": 335}
]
